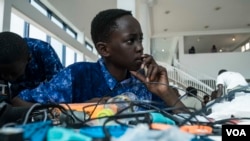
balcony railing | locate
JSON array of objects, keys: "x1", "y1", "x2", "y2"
[{"x1": 158, "y1": 62, "x2": 216, "y2": 99}]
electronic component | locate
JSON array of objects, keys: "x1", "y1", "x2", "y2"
[{"x1": 0, "y1": 127, "x2": 23, "y2": 141}]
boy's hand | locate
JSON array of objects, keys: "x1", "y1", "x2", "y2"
[{"x1": 130, "y1": 54, "x2": 169, "y2": 98}]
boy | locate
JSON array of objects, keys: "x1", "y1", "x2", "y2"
[
  {"x1": 0, "y1": 31, "x2": 63, "y2": 105},
  {"x1": 14, "y1": 9, "x2": 186, "y2": 113}
]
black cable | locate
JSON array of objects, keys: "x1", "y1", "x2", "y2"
[
  {"x1": 73, "y1": 100, "x2": 180, "y2": 126},
  {"x1": 172, "y1": 86, "x2": 207, "y2": 107},
  {"x1": 22, "y1": 103, "x2": 76, "y2": 125},
  {"x1": 63, "y1": 103, "x2": 90, "y2": 125},
  {"x1": 130, "y1": 101, "x2": 186, "y2": 126},
  {"x1": 113, "y1": 100, "x2": 165, "y2": 126},
  {"x1": 78, "y1": 100, "x2": 152, "y2": 126},
  {"x1": 0, "y1": 102, "x2": 78, "y2": 127},
  {"x1": 51, "y1": 80, "x2": 212, "y2": 128},
  {"x1": 112, "y1": 81, "x2": 192, "y2": 114},
  {"x1": 99, "y1": 105, "x2": 197, "y2": 140},
  {"x1": 101, "y1": 111, "x2": 157, "y2": 141},
  {"x1": 58, "y1": 81, "x2": 194, "y2": 128},
  {"x1": 68, "y1": 100, "x2": 142, "y2": 127},
  {"x1": 86, "y1": 95, "x2": 111, "y2": 120},
  {"x1": 171, "y1": 86, "x2": 214, "y2": 124},
  {"x1": 84, "y1": 81, "x2": 177, "y2": 120},
  {"x1": 178, "y1": 89, "x2": 241, "y2": 126},
  {"x1": 65, "y1": 99, "x2": 203, "y2": 136},
  {"x1": 85, "y1": 69, "x2": 149, "y2": 119},
  {"x1": 115, "y1": 100, "x2": 183, "y2": 125},
  {"x1": 108, "y1": 101, "x2": 151, "y2": 128}
]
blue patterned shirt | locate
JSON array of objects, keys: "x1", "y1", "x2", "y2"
[
  {"x1": 18, "y1": 58, "x2": 153, "y2": 104},
  {"x1": 10, "y1": 38, "x2": 63, "y2": 96}
]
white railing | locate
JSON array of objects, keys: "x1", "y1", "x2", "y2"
[
  {"x1": 174, "y1": 61, "x2": 217, "y2": 89},
  {"x1": 158, "y1": 62, "x2": 215, "y2": 98}
]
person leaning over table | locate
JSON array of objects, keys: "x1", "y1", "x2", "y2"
[
  {"x1": 215, "y1": 69, "x2": 249, "y2": 101},
  {"x1": 0, "y1": 31, "x2": 64, "y2": 106},
  {"x1": 12, "y1": 9, "x2": 188, "y2": 113}
]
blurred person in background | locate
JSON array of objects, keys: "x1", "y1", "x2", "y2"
[{"x1": 0, "y1": 31, "x2": 63, "y2": 106}]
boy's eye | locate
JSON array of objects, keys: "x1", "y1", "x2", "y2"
[
  {"x1": 127, "y1": 38, "x2": 135, "y2": 44},
  {"x1": 139, "y1": 37, "x2": 143, "y2": 42}
]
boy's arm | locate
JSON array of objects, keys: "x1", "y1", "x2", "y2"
[{"x1": 11, "y1": 96, "x2": 34, "y2": 107}]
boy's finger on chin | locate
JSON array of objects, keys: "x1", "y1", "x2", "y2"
[{"x1": 130, "y1": 71, "x2": 146, "y2": 82}]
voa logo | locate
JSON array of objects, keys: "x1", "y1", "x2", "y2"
[{"x1": 226, "y1": 129, "x2": 246, "y2": 136}]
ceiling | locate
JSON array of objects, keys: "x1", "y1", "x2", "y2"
[{"x1": 43, "y1": 0, "x2": 250, "y2": 57}]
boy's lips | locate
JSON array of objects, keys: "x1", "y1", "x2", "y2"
[
  {"x1": 135, "y1": 57, "x2": 142, "y2": 63},
  {"x1": 133, "y1": 58, "x2": 142, "y2": 68}
]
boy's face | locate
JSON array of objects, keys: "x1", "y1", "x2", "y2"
[
  {"x1": 106, "y1": 15, "x2": 144, "y2": 71},
  {"x1": 204, "y1": 96, "x2": 209, "y2": 102},
  {"x1": 0, "y1": 59, "x2": 28, "y2": 82}
]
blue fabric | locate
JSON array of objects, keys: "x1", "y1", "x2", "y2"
[
  {"x1": 10, "y1": 38, "x2": 63, "y2": 96},
  {"x1": 80, "y1": 125, "x2": 128, "y2": 138},
  {"x1": 19, "y1": 58, "x2": 153, "y2": 104}
]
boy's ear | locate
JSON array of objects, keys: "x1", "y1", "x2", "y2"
[
  {"x1": 24, "y1": 53, "x2": 32, "y2": 63},
  {"x1": 28, "y1": 53, "x2": 32, "y2": 61},
  {"x1": 96, "y1": 42, "x2": 110, "y2": 57}
]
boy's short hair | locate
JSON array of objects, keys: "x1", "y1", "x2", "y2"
[
  {"x1": 203, "y1": 95, "x2": 209, "y2": 99},
  {"x1": 0, "y1": 32, "x2": 29, "y2": 64},
  {"x1": 218, "y1": 69, "x2": 227, "y2": 75},
  {"x1": 186, "y1": 86, "x2": 197, "y2": 96},
  {"x1": 90, "y1": 9, "x2": 132, "y2": 45}
]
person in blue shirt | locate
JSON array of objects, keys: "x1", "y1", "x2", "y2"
[
  {"x1": 0, "y1": 31, "x2": 64, "y2": 105},
  {"x1": 14, "y1": 9, "x2": 186, "y2": 113}
]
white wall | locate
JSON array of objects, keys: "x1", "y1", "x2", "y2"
[
  {"x1": 151, "y1": 37, "x2": 178, "y2": 64},
  {"x1": 179, "y1": 52, "x2": 250, "y2": 79},
  {"x1": 156, "y1": 28, "x2": 250, "y2": 80}
]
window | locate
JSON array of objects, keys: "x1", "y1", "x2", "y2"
[
  {"x1": 31, "y1": 0, "x2": 77, "y2": 39},
  {"x1": 245, "y1": 43, "x2": 249, "y2": 50},
  {"x1": 241, "y1": 46, "x2": 245, "y2": 52},
  {"x1": 10, "y1": 13, "x2": 25, "y2": 36},
  {"x1": 66, "y1": 27, "x2": 77, "y2": 39},
  {"x1": 76, "y1": 52, "x2": 84, "y2": 62},
  {"x1": 65, "y1": 47, "x2": 75, "y2": 66},
  {"x1": 50, "y1": 37, "x2": 63, "y2": 63},
  {"x1": 29, "y1": 24, "x2": 47, "y2": 41},
  {"x1": 85, "y1": 42, "x2": 93, "y2": 51},
  {"x1": 241, "y1": 42, "x2": 250, "y2": 52},
  {"x1": 9, "y1": 0, "x2": 96, "y2": 67},
  {"x1": 30, "y1": 0, "x2": 47, "y2": 16},
  {"x1": 51, "y1": 15, "x2": 64, "y2": 29}
]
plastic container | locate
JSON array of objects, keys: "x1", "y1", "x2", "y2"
[{"x1": 105, "y1": 92, "x2": 138, "y2": 113}]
